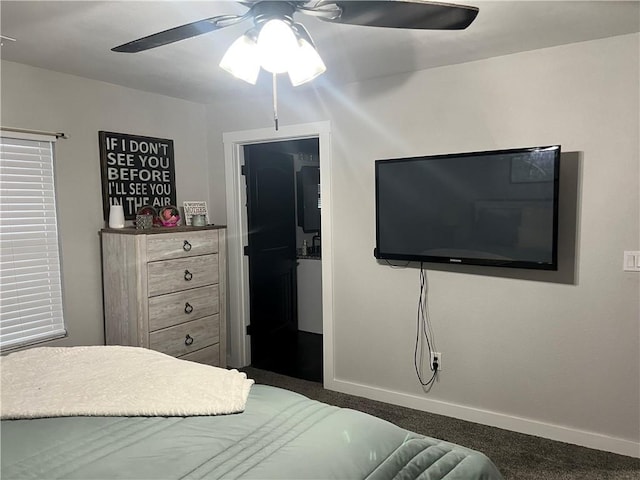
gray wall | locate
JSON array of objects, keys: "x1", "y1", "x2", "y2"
[
  {"x1": 205, "y1": 34, "x2": 639, "y2": 453},
  {"x1": 1, "y1": 60, "x2": 211, "y2": 348}
]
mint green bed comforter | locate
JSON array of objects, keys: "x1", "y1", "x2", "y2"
[{"x1": 1, "y1": 385, "x2": 502, "y2": 479}]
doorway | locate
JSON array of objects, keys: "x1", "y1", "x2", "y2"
[
  {"x1": 223, "y1": 121, "x2": 333, "y2": 384},
  {"x1": 244, "y1": 139, "x2": 322, "y2": 382}
]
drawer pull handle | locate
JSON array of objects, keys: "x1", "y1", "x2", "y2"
[
  {"x1": 184, "y1": 302, "x2": 193, "y2": 314},
  {"x1": 183, "y1": 240, "x2": 192, "y2": 251},
  {"x1": 185, "y1": 334, "x2": 194, "y2": 346},
  {"x1": 184, "y1": 270, "x2": 193, "y2": 281}
]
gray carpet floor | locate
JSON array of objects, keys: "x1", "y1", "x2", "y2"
[{"x1": 242, "y1": 367, "x2": 640, "y2": 480}]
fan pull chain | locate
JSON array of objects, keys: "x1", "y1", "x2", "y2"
[{"x1": 272, "y1": 73, "x2": 279, "y2": 131}]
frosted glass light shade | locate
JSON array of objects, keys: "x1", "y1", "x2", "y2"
[
  {"x1": 219, "y1": 34, "x2": 260, "y2": 85},
  {"x1": 288, "y1": 38, "x2": 326, "y2": 86},
  {"x1": 257, "y1": 19, "x2": 298, "y2": 74}
]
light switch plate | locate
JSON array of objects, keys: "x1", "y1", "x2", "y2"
[{"x1": 623, "y1": 251, "x2": 640, "y2": 272}]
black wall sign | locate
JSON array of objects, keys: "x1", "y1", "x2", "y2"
[{"x1": 99, "y1": 131, "x2": 176, "y2": 220}]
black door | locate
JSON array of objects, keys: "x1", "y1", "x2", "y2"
[{"x1": 244, "y1": 144, "x2": 298, "y2": 374}]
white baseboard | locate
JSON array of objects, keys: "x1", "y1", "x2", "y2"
[{"x1": 325, "y1": 377, "x2": 640, "y2": 459}]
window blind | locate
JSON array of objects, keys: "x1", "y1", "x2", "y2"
[{"x1": 0, "y1": 133, "x2": 66, "y2": 349}]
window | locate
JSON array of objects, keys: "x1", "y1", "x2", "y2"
[{"x1": 0, "y1": 132, "x2": 66, "y2": 349}]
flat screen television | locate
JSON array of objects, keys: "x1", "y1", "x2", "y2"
[{"x1": 374, "y1": 145, "x2": 560, "y2": 270}]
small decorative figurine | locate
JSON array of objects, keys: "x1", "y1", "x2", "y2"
[{"x1": 158, "y1": 205, "x2": 180, "y2": 227}]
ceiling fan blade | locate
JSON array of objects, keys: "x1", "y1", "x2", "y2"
[
  {"x1": 112, "y1": 14, "x2": 245, "y2": 53},
  {"x1": 315, "y1": 1, "x2": 479, "y2": 30}
]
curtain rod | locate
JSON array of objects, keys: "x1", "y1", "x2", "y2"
[{"x1": 0, "y1": 126, "x2": 68, "y2": 139}]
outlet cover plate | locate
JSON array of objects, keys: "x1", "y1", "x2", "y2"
[{"x1": 430, "y1": 352, "x2": 442, "y2": 371}]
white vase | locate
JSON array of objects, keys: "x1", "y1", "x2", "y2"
[{"x1": 108, "y1": 204, "x2": 125, "y2": 228}]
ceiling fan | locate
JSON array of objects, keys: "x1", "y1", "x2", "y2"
[
  {"x1": 113, "y1": 1, "x2": 479, "y2": 53},
  {"x1": 112, "y1": 1, "x2": 479, "y2": 128}
]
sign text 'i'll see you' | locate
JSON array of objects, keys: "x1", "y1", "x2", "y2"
[{"x1": 99, "y1": 131, "x2": 176, "y2": 220}]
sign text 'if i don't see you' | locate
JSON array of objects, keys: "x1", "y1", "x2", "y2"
[{"x1": 99, "y1": 131, "x2": 176, "y2": 220}]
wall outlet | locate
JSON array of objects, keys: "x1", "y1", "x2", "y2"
[{"x1": 430, "y1": 352, "x2": 442, "y2": 371}]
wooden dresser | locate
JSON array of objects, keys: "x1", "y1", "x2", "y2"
[{"x1": 100, "y1": 225, "x2": 226, "y2": 367}]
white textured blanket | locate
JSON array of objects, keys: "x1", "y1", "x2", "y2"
[{"x1": 0, "y1": 346, "x2": 254, "y2": 419}]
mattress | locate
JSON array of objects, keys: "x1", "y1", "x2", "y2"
[{"x1": 1, "y1": 384, "x2": 502, "y2": 479}]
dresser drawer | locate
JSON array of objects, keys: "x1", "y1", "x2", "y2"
[
  {"x1": 148, "y1": 284, "x2": 219, "y2": 331},
  {"x1": 146, "y1": 230, "x2": 218, "y2": 261},
  {"x1": 178, "y1": 344, "x2": 221, "y2": 367},
  {"x1": 149, "y1": 314, "x2": 219, "y2": 358},
  {"x1": 147, "y1": 254, "x2": 218, "y2": 297}
]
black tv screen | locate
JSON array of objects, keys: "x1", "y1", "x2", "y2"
[{"x1": 374, "y1": 146, "x2": 560, "y2": 270}]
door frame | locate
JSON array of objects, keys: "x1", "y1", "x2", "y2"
[{"x1": 223, "y1": 121, "x2": 333, "y2": 384}]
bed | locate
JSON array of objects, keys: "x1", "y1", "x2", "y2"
[{"x1": 1, "y1": 346, "x2": 503, "y2": 480}]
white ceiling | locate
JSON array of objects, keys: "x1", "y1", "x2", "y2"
[{"x1": 1, "y1": 1, "x2": 639, "y2": 104}]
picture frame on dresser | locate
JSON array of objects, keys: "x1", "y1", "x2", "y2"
[
  {"x1": 100, "y1": 225, "x2": 226, "y2": 368},
  {"x1": 98, "y1": 131, "x2": 176, "y2": 221},
  {"x1": 183, "y1": 201, "x2": 209, "y2": 226}
]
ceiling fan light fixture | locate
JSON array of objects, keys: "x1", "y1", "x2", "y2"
[
  {"x1": 219, "y1": 33, "x2": 260, "y2": 84},
  {"x1": 288, "y1": 38, "x2": 326, "y2": 86},
  {"x1": 112, "y1": 0, "x2": 479, "y2": 130},
  {"x1": 256, "y1": 18, "x2": 298, "y2": 74}
]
